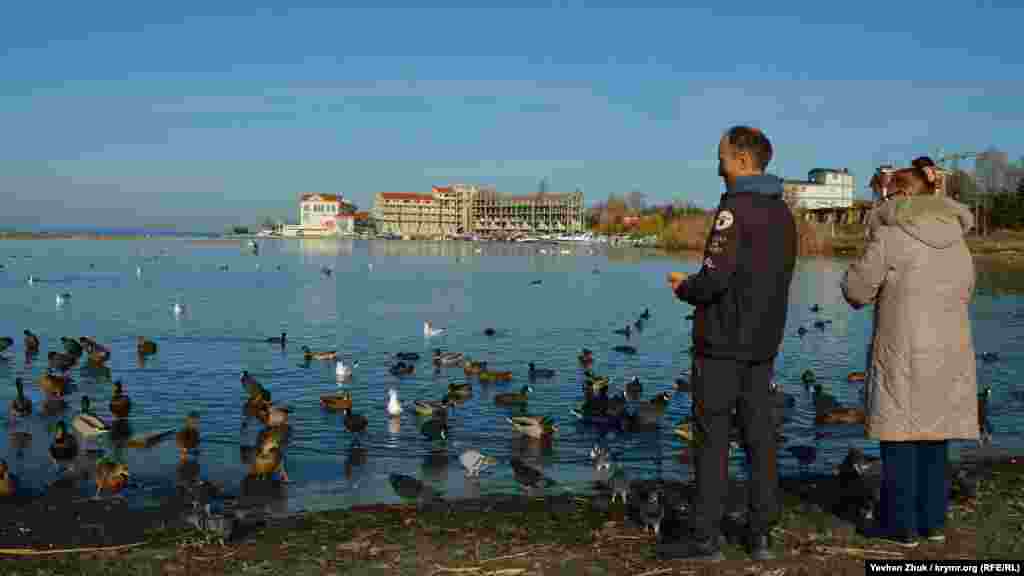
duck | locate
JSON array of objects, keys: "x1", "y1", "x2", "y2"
[
  {"x1": 137, "y1": 337, "x2": 158, "y2": 356},
  {"x1": 414, "y1": 397, "x2": 450, "y2": 417},
  {"x1": 49, "y1": 420, "x2": 78, "y2": 466},
  {"x1": 0, "y1": 460, "x2": 15, "y2": 497},
  {"x1": 507, "y1": 415, "x2": 558, "y2": 439},
  {"x1": 578, "y1": 348, "x2": 594, "y2": 366},
  {"x1": 421, "y1": 413, "x2": 448, "y2": 441},
  {"x1": 460, "y1": 450, "x2": 497, "y2": 478},
  {"x1": 448, "y1": 382, "x2": 473, "y2": 398},
  {"x1": 244, "y1": 394, "x2": 272, "y2": 421},
  {"x1": 797, "y1": 326, "x2": 808, "y2": 337},
  {"x1": 584, "y1": 371, "x2": 610, "y2": 392},
  {"x1": 320, "y1": 391, "x2": 353, "y2": 412},
  {"x1": 463, "y1": 359, "x2": 487, "y2": 375},
  {"x1": 529, "y1": 279, "x2": 543, "y2": 286},
  {"x1": 510, "y1": 458, "x2": 547, "y2": 489},
  {"x1": 815, "y1": 407, "x2": 866, "y2": 425},
  {"x1": 395, "y1": 352, "x2": 420, "y2": 362},
  {"x1": 626, "y1": 376, "x2": 642, "y2": 397},
  {"x1": 787, "y1": 445, "x2": 818, "y2": 468},
  {"x1": 109, "y1": 380, "x2": 131, "y2": 418},
  {"x1": 613, "y1": 324, "x2": 632, "y2": 337},
  {"x1": 979, "y1": 385, "x2": 992, "y2": 445},
  {"x1": 612, "y1": 345, "x2": 637, "y2": 355},
  {"x1": 266, "y1": 332, "x2": 287, "y2": 346},
  {"x1": 343, "y1": 408, "x2": 369, "y2": 437},
  {"x1": 94, "y1": 459, "x2": 131, "y2": 498},
  {"x1": 320, "y1": 266, "x2": 332, "y2": 277},
  {"x1": 48, "y1": 351, "x2": 76, "y2": 372},
  {"x1": 249, "y1": 436, "x2": 289, "y2": 482},
  {"x1": 483, "y1": 328, "x2": 497, "y2": 337},
  {"x1": 423, "y1": 321, "x2": 445, "y2": 337},
  {"x1": 172, "y1": 303, "x2": 186, "y2": 316},
  {"x1": 980, "y1": 352, "x2": 1000, "y2": 364},
  {"x1": 23, "y1": 330, "x2": 40, "y2": 354},
  {"x1": 336, "y1": 359, "x2": 358, "y2": 379},
  {"x1": 38, "y1": 371, "x2": 69, "y2": 398},
  {"x1": 674, "y1": 375, "x2": 690, "y2": 392},
  {"x1": 527, "y1": 362, "x2": 555, "y2": 379},
  {"x1": 56, "y1": 293, "x2": 71, "y2": 306},
  {"x1": 386, "y1": 389, "x2": 403, "y2": 417},
  {"x1": 72, "y1": 396, "x2": 110, "y2": 445},
  {"x1": 10, "y1": 378, "x2": 31, "y2": 418},
  {"x1": 673, "y1": 419, "x2": 743, "y2": 451},
  {"x1": 812, "y1": 383, "x2": 839, "y2": 413},
  {"x1": 801, "y1": 369, "x2": 816, "y2": 385},
  {"x1": 847, "y1": 371, "x2": 866, "y2": 383},
  {"x1": 262, "y1": 404, "x2": 290, "y2": 429},
  {"x1": 389, "y1": 361, "x2": 415, "y2": 376},
  {"x1": 86, "y1": 347, "x2": 110, "y2": 368},
  {"x1": 810, "y1": 304, "x2": 822, "y2": 313},
  {"x1": 494, "y1": 385, "x2": 533, "y2": 406},
  {"x1": 432, "y1": 349, "x2": 463, "y2": 366},
  {"x1": 479, "y1": 369, "x2": 513, "y2": 382},
  {"x1": 301, "y1": 346, "x2": 337, "y2": 361},
  {"x1": 813, "y1": 320, "x2": 831, "y2": 330},
  {"x1": 61, "y1": 336, "x2": 83, "y2": 358},
  {"x1": 240, "y1": 370, "x2": 268, "y2": 397},
  {"x1": 176, "y1": 412, "x2": 200, "y2": 461},
  {"x1": 639, "y1": 307, "x2": 651, "y2": 320}
]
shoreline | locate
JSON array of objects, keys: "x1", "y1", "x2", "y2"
[{"x1": 0, "y1": 452, "x2": 1019, "y2": 574}]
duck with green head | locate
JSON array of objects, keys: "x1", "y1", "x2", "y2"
[
  {"x1": 448, "y1": 382, "x2": 473, "y2": 398},
  {"x1": 10, "y1": 378, "x2": 31, "y2": 418},
  {"x1": 110, "y1": 380, "x2": 131, "y2": 418},
  {"x1": 72, "y1": 396, "x2": 110, "y2": 451},
  {"x1": 49, "y1": 420, "x2": 78, "y2": 470},
  {"x1": 494, "y1": 385, "x2": 533, "y2": 406}
]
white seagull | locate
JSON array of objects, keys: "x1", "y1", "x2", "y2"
[
  {"x1": 172, "y1": 302, "x2": 186, "y2": 315},
  {"x1": 136, "y1": 266, "x2": 142, "y2": 278},
  {"x1": 336, "y1": 359, "x2": 358, "y2": 380},
  {"x1": 386, "y1": 389, "x2": 403, "y2": 417},
  {"x1": 423, "y1": 321, "x2": 445, "y2": 337},
  {"x1": 56, "y1": 293, "x2": 70, "y2": 306}
]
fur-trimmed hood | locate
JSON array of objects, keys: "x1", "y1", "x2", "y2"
[{"x1": 873, "y1": 195, "x2": 975, "y2": 249}]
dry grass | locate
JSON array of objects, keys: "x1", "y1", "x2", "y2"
[{"x1": 656, "y1": 213, "x2": 837, "y2": 256}]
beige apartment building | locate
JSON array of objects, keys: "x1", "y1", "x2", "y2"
[{"x1": 373, "y1": 184, "x2": 584, "y2": 238}]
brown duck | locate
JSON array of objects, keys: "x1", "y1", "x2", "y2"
[
  {"x1": 176, "y1": 412, "x2": 200, "y2": 461},
  {"x1": 109, "y1": 380, "x2": 131, "y2": 418},
  {"x1": 137, "y1": 337, "x2": 158, "y2": 356}
]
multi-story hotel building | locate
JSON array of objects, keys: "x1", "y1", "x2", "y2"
[{"x1": 373, "y1": 184, "x2": 584, "y2": 238}]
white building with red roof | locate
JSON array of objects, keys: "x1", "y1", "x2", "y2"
[{"x1": 282, "y1": 193, "x2": 356, "y2": 237}]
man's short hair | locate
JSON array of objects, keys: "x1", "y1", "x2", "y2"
[{"x1": 726, "y1": 126, "x2": 773, "y2": 171}]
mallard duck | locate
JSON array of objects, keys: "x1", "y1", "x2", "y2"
[
  {"x1": 494, "y1": 385, "x2": 533, "y2": 406},
  {"x1": 815, "y1": 407, "x2": 866, "y2": 425},
  {"x1": 266, "y1": 332, "x2": 287, "y2": 346},
  {"x1": 10, "y1": 378, "x2": 31, "y2": 417},
  {"x1": 320, "y1": 391, "x2": 353, "y2": 411},
  {"x1": 801, "y1": 369, "x2": 816, "y2": 385},
  {"x1": 87, "y1": 349, "x2": 110, "y2": 368},
  {"x1": 812, "y1": 383, "x2": 839, "y2": 413},
  {"x1": 0, "y1": 460, "x2": 16, "y2": 497},
  {"x1": 0, "y1": 337, "x2": 13, "y2": 358},
  {"x1": 414, "y1": 398, "x2": 450, "y2": 416},
  {"x1": 797, "y1": 326, "x2": 808, "y2": 336},
  {"x1": 463, "y1": 359, "x2": 487, "y2": 375},
  {"x1": 23, "y1": 330, "x2": 40, "y2": 354},
  {"x1": 483, "y1": 328, "x2": 497, "y2": 336},
  {"x1": 176, "y1": 412, "x2": 200, "y2": 460},
  {"x1": 249, "y1": 436, "x2": 289, "y2": 481},
  {"x1": 584, "y1": 371, "x2": 610, "y2": 392},
  {"x1": 479, "y1": 370, "x2": 513, "y2": 382},
  {"x1": 48, "y1": 351, "x2": 76, "y2": 372},
  {"x1": 626, "y1": 376, "x2": 642, "y2": 397},
  {"x1": 109, "y1": 380, "x2": 131, "y2": 418},
  {"x1": 301, "y1": 346, "x2": 337, "y2": 361},
  {"x1": 241, "y1": 371, "x2": 272, "y2": 403},
  {"x1": 507, "y1": 415, "x2": 558, "y2": 439},
  {"x1": 137, "y1": 337, "x2": 157, "y2": 355},
  {"x1": 395, "y1": 352, "x2": 420, "y2": 362},
  {"x1": 261, "y1": 405, "x2": 289, "y2": 428},
  {"x1": 578, "y1": 349, "x2": 594, "y2": 366},
  {"x1": 421, "y1": 413, "x2": 448, "y2": 441},
  {"x1": 387, "y1": 389, "x2": 403, "y2": 417},
  {"x1": 50, "y1": 420, "x2": 78, "y2": 465},
  {"x1": 527, "y1": 363, "x2": 555, "y2": 379},
  {"x1": 72, "y1": 396, "x2": 110, "y2": 446},
  {"x1": 810, "y1": 304, "x2": 821, "y2": 313},
  {"x1": 847, "y1": 371, "x2": 866, "y2": 383},
  {"x1": 390, "y1": 361, "x2": 415, "y2": 376},
  {"x1": 94, "y1": 459, "x2": 130, "y2": 498},
  {"x1": 61, "y1": 336, "x2": 83, "y2": 358},
  {"x1": 448, "y1": 382, "x2": 473, "y2": 398},
  {"x1": 344, "y1": 407, "x2": 368, "y2": 436},
  {"x1": 648, "y1": 391, "x2": 673, "y2": 411},
  {"x1": 612, "y1": 345, "x2": 637, "y2": 355},
  {"x1": 38, "y1": 371, "x2": 69, "y2": 398}
]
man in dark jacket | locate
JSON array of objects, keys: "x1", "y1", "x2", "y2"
[{"x1": 659, "y1": 126, "x2": 797, "y2": 561}]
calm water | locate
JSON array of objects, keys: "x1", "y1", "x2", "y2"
[{"x1": 0, "y1": 238, "x2": 1022, "y2": 515}]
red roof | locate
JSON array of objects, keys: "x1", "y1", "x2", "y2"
[
  {"x1": 379, "y1": 192, "x2": 434, "y2": 202},
  {"x1": 300, "y1": 193, "x2": 345, "y2": 203},
  {"x1": 432, "y1": 186, "x2": 454, "y2": 193},
  {"x1": 353, "y1": 211, "x2": 371, "y2": 221}
]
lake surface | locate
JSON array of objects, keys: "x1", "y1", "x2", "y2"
[{"x1": 1, "y1": 238, "x2": 1021, "y2": 516}]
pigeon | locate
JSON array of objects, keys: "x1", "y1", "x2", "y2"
[
  {"x1": 590, "y1": 445, "x2": 611, "y2": 471},
  {"x1": 609, "y1": 468, "x2": 629, "y2": 505},
  {"x1": 642, "y1": 491, "x2": 665, "y2": 538}
]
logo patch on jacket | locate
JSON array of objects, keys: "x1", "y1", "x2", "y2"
[
  {"x1": 703, "y1": 257, "x2": 716, "y2": 269},
  {"x1": 714, "y1": 210, "x2": 734, "y2": 231}
]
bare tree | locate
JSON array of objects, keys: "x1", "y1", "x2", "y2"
[{"x1": 625, "y1": 189, "x2": 646, "y2": 213}]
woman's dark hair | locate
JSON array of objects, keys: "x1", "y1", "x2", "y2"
[
  {"x1": 726, "y1": 126, "x2": 773, "y2": 171},
  {"x1": 911, "y1": 156, "x2": 936, "y2": 168}
]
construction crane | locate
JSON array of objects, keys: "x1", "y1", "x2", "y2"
[{"x1": 933, "y1": 149, "x2": 986, "y2": 235}]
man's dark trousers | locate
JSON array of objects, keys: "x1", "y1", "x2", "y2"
[{"x1": 690, "y1": 355, "x2": 778, "y2": 541}]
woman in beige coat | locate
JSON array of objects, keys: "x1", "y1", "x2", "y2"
[{"x1": 842, "y1": 161, "x2": 978, "y2": 547}]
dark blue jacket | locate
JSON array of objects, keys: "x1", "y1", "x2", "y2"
[{"x1": 675, "y1": 175, "x2": 797, "y2": 362}]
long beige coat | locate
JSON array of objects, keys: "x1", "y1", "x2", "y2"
[{"x1": 842, "y1": 195, "x2": 978, "y2": 441}]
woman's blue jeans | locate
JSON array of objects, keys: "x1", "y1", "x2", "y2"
[{"x1": 879, "y1": 440, "x2": 949, "y2": 535}]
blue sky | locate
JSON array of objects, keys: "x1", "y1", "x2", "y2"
[{"x1": 2, "y1": 1, "x2": 1023, "y2": 231}]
